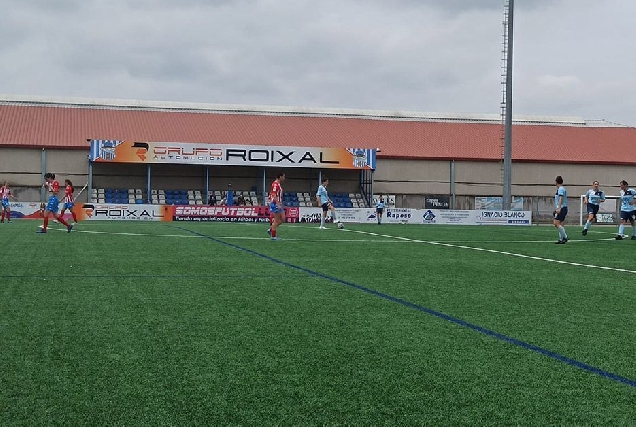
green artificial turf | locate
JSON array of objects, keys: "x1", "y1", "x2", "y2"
[{"x1": 1, "y1": 220, "x2": 635, "y2": 425}]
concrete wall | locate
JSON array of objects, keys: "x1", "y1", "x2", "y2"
[
  {"x1": 2, "y1": 148, "x2": 634, "y2": 220},
  {"x1": 0, "y1": 148, "x2": 89, "y2": 202}
]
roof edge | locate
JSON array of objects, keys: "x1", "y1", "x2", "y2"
[{"x1": 1, "y1": 94, "x2": 628, "y2": 127}]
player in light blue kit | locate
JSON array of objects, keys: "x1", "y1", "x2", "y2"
[
  {"x1": 553, "y1": 176, "x2": 568, "y2": 244},
  {"x1": 615, "y1": 180, "x2": 636, "y2": 240},
  {"x1": 375, "y1": 194, "x2": 386, "y2": 225},
  {"x1": 582, "y1": 180, "x2": 605, "y2": 236},
  {"x1": 316, "y1": 177, "x2": 337, "y2": 229}
]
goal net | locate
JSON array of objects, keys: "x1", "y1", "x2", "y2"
[{"x1": 578, "y1": 195, "x2": 622, "y2": 226}]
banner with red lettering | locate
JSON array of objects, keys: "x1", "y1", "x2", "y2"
[
  {"x1": 167, "y1": 205, "x2": 300, "y2": 223},
  {"x1": 89, "y1": 140, "x2": 376, "y2": 170}
]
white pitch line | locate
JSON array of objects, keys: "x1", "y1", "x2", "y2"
[
  {"x1": 51, "y1": 227, "x2": 401, "y2": 243},
  {"x1": 344, "y1": 229, "x2": 636, "y2": 275},
  {"x1": 52, "y1": 228, "x2": 202, "y2": 238}
]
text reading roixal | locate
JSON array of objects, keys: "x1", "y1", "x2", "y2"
[{"x1": 226, "y1": 149, "x2": 339, "y2": 164}]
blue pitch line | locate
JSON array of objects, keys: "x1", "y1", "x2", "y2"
[
  {"x1": 175, "y1": 225, "x2": 636, "y2": 390},
  {"x1": 1, "y1": 274, "x2": 300, "y2": 279}
]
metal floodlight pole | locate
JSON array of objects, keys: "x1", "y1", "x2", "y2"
[{"x1": 503, "y1": 0, "x2": 514, "y2": 210}]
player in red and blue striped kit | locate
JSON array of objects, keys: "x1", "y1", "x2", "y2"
[
  {"x1": 267, "y1": 172, "x2": 286, "y2": 240},
  {"x1": 59, "y1": 179, "x2": 78, "y2": 224},
  {"x1": 37, "y1": 173, "x2": 73, "y2": 233},
  {"x1": 1, "y1": 181, "x2": 16, "y2": 223}
]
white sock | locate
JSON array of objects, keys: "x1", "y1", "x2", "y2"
[{"x1": 558, "y1": 226, "x2": 566, "y2": 239}]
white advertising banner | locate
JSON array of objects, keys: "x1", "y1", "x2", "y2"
[
  {"x1": 297, "y1": 207, "x2": 532, "y2": 226},
  {"x1": 12, "y1": 202, "x2": 531, "y2": 225}
]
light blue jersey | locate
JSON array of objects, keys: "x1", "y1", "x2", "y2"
[
  {"x1": 317, "y1": 185, "x2": 329, "y2": 205},
  {"x1": 555, "y1": 186, "x2": 567, "y2": 209},
  {"x1": 620, "y1": 189, "x2": 636, "y2": 212},
  {"x1": 376, "y1": 198, "x2": 385, "y2": 209},
  {"x1": 585, "y1": 189, "x2": 605, "y2": 205}
]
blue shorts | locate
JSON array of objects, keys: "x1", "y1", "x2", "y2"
[
  {"x1": 553, "y1": 206, "x2": 568, "y2": 222},
  {"x1": 46, "y1": 196, "x2": 59, "y2": 213},
  {"x1": 321, "y1": 202, "x2": 330, "y2": 212},
  {"x1": 620, "y1": 210, "x2": 636, "y2": 222},
  {"x1": 1, "y1": 198, "x2": 8, "y2": 209},
  {"x1": 269, "y1": 202, "x2": 283, "y2": 214},
  {"x1": 586, "y1": 204, "x2": 600, "y2": 216},
  {"x1": 62, "y1": 202, "x2": 74, "y2": 210}
]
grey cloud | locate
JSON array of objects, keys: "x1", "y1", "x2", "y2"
[{"x1": 0, "y1": 0, "x2": 635, "y2": 126}]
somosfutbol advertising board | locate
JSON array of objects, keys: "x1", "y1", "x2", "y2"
[{"x1": 166, "y1": 205, "x2": 300, "y2": 223}]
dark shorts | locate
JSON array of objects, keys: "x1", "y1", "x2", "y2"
[
  {"x1": 620, "y1": 210, "x2": 636, "y2": 222},
  {"x1": 586, "y1": 204, "x2": 600, "y2": 216},
  {"x1": 321, "y1": 202, "x2": 330, "y2": 212},
  {"x1": 376, "y1": 208, "x2": 384, "y2": 214},
  {"x1": 553, "y1": 206, "x2": 568, "y2": 222}
]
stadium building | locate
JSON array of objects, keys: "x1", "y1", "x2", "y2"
[{"x1": 1, "y1": 95, "x2": 635, "y2": 220}]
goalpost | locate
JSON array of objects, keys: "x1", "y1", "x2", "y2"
[{"x1": 578, "y1": 195, "x2": 621, "y2": 226}]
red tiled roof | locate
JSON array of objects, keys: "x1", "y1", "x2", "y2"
[{"x1": 1, "y1": 103, "x2": 635, "y2": 164}]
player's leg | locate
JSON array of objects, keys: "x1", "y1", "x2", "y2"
[
  {"x1": 616, "y1": 213, "x2": 626, "y2": 239},
  {"x1": 554, "y1": 209, "x2": 568, "y2": 243},
  {"x1": 330, "y1": 205, "x2": 338, "y2": 223},
  {"x1": 320, "y1": 204, "x2": 327, "y2": 229},
  {"x1": 583, "y1": 210, "x2": 594, "y2": 235},
  {"x1": 54, "y1": 212, "x2": 72, "y2": 230},
  {"x1": 38, "y1": 210, "x2": 51, "y2": 232},
  {"x1": 70, "y1": 203, "x2": 78, "y2": 223},
  {"x1": 271, "y1": 212, "x2": 281, "y2": 239}
]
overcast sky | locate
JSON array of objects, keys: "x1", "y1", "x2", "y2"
[{"x1": 2, "y1": 0, "x2": 635, "y2": 126}]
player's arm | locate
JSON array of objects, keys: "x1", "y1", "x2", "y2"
[{"x1": 556, "y1": 195, "x2": 563, "y2": 211}]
